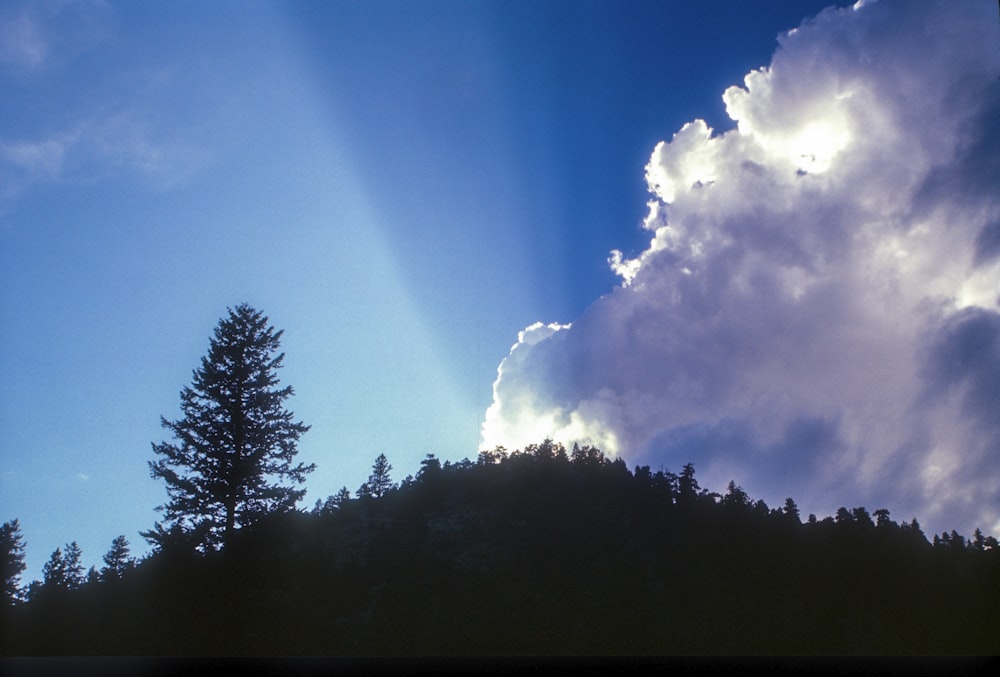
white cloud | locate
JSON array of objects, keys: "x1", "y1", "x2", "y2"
[{"x1": 482, "y1": 0, "x2": 1000, "y2": 537}]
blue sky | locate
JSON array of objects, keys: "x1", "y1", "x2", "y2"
[{"x1": 4, "y1": 0, "x2": 997, "y2": 583}]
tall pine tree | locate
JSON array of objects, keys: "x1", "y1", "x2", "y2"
[
  {"x1": 358, "y1": 453, "x2": 395, "y2": 499},
  {"x1": 1, "y1": 519, "x2": 26, "y2": 604},
  {"x1": 145, "y1": 304, "x2": 314, "y2": 551},
  {"x1": 101, "y1": 535, "x2": 134, "y2": 581}
]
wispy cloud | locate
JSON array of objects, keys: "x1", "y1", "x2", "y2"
[
  {"x1": 88, "y1": 112, "x2": 213, "y2": 188},
  {"x1": 483, "y1": 0, "x2": 1000, "y2": 536},
  {"x1": 0, "y1": 137, "x2": 68, "y2": 178},
  {"x1": 0, "y1": 111, "x2": 213, "y2": 205},
  {"x1": 0, "y1": 0, "x2": 110, "y2": 74},
  {"x1": 0, "y1": 1, "x2": 211, "y2": 206},
  {"x1": 0, "y1": 6, "x2": 48, "y2": 70}
]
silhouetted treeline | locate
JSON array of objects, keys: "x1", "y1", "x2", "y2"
[{"x1": 2, "y1": 442, "x2": 999, "y2": 655}]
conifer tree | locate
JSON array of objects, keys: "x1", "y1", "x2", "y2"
[
  {"x1": 314, "y1": 487, "x2": 352, "y2": 514},
  {"x1": 101, "y1": 535, "x2": 134, "y2": 581},
  {"x1": 1, "y1": 519, "x2": 26, "y2": 604},
  {"x1": 86, "y1": 566, "x2": 100, "y2": 586},
  {"x1": 63, "y1": 542, "x2": 84, "y2": 589},
  {"x1": 42, "y1": 542, "x2": 84, "y2": 591},
  {"x1": 358, "y1": 453, "x2": 396, "y2": 498},
  {"x1": 678, "y1": 463, "x2": 700, "y2": 503},
  {"x1": 145, "y1": 304, "x2": 314, "y2": 551},
  {"x1": 330, "y1": 486, "x2": 352, "y2": 508}
]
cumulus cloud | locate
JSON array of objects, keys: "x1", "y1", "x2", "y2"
[{"x1": 482, "y1": 0, "x2": 1000, "y2": 536}]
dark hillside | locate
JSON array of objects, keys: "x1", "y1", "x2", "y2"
[{"x1": 2, "y1": 444, "x2": 998, "y2": 655}]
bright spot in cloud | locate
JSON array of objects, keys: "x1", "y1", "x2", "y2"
[{"x1": 785, "y1": 119, "x2": 851, "y2": 173}]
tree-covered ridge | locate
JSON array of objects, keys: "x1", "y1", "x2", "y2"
[{"x1": 3, "y1": 442, "x2": 998, "y2": 655}]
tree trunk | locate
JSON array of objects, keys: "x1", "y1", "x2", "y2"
[{"x1": 225, "y1": 500, "x2": 235, "y2": 548}]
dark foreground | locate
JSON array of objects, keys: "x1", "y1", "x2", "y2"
[{"x1": 3, "y1": 450, "x2": 998, "y2": 655}]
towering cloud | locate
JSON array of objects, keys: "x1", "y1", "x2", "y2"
[{"x1": 482, "y1": 0, "x2": 1000, "y2": 535}]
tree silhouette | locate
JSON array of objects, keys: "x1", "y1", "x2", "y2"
[
  {"x1": 417, "y1": 454, "x2": 442, "y2": 481},
  {"x1": 851, "y1": 506, "x2": 874, "y2": 528},
  {"x1": 678, "y1": 462, "x2": 700, "y2": 504},
  {"x1": 783, "y1": 498, "x2": 800, "y2": 522},
  {"x1": 42, "y1": 542, "x2": 84, "y2": 592},
  {"x1": 358, "y1": 453, "x2": 396, "y2": 498},
  {"x1": 101, "y1": 535, "x2": 134, "y2": 581},
  {"x1": 722, "y1": 480, "x2": 751, "y2": 511},
  {"x1": 315, "y1": 487, "x2": 352, "y2": 514},
  {"x1": 145, "y1": 304, "x2": 314, "y2": 551},
  {"x1": 86, "y1": 566, "x2": 100, "y2": 586},
  {"x1": 570, "y1": 443, "x2": 605, "y2": 466},
  {"x1": 901, "y1": 517, "x2": 924, "y2": 540},
  {"x1": 477, "y1": 446, "x2": 506, "y2": 465},
  {"x1": 1, "y1": 519, "x2": 26, "y2": 604}
]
